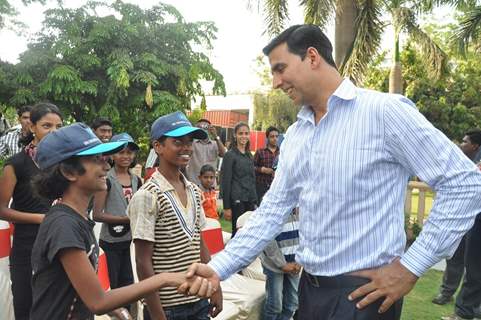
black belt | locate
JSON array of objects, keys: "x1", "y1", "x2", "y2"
[{"x1": 303, "y1": 271, "x2": 370, "y2": 288}]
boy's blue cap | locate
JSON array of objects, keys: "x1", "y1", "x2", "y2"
[
  {"x1": 36, "y1": 123, "x2": 127, "y2": 170},
  {"x1": 111, "y1": 133, "x2": 139, "y2": 151},
  {"x1": 151, "y1": 111, "x2": 207, "y2": 141}
]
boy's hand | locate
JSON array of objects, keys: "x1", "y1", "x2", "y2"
[
  {"x1": 223, "y1": 209, "x2": 232, "y2": 221},
  {"x1": 178, "y1": 263, "x2": 221, "y2": 298},
  {"x1": 281, "y1": 263, "x2": 300, "y2": 274},
  {"x1": 209, "y1": 288, "x2": 223, "y2": 317}
]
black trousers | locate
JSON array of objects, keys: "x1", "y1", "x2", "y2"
[
  {"x1": 10, "y1": 238, "x2": 34, "y2": 320},
  {"x1": 231, "y1": 200, "x2": 256, "y2": 238},
  {"x1": 99, "y1": 240, "x2": 134, "y2": 290},
  {"x1": 455, "y1": 214, "x2": 481, "y2": 318},
  {"x1": 298, "y1": 272, "x2": 403, "y2": 320},
  {"x1": 10, "y1": 261, "x2": 32, "y2": 320},
  {"x1": 256, "y1": 182, "x2": 270, "y2": 205},
  {"x1": 439, "y1": 236, "x2": 466, "y2": 298}
]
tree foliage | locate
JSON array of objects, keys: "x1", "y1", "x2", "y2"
[
  {"x1": 0, "y1": 0, "x2": 225, "y2": 140},
  {"x1": 251, "y1": 56, "x2": 300, "y2": 132},
  {"x1": 363, "y1": 23, "x2": 481, "y2": 140}
]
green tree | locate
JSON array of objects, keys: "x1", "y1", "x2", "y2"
[
  {"x1": 0, "y1": 0, "x2": 51, "y2": 30},
  {"x1": 454, "y1": 3, "x2": 481, "y2": 54},
  {"x1": 3, "y1": 0, "x2": 225, "y2": 140},
  {"x1": 248, "y1": 0, "x2": 383, "y2": 83},
  {"x1": 251, "y1": 0, "x2": 470, "y2": 89},
  {"x1": 252, "y1": 55, "x2": 300, "y2": 131},
  {"x1": 363, "y1": 25, "x2": 481, "y2": 140}
]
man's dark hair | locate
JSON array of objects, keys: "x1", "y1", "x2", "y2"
[
  {"x1": 200, "y1": 164, "x2": 216, "y2": 176},
  {"x1": 266, "y1": 126, "x2": 279, "y2": 138},
  {"x1": 262, "y1": 24, "x2": 336, "y2": 69},
  {"x1": 466, "y1": 129, "x2": 481, "y2": 146},
  {"x1": 32, "y1": 157, "x2": 86, "y2": 201},
  {"x1": 91, "y1": 117, "x2": 112, "y2": 130},
  {"x1": 17, "y1": 105, "x2": 33, "y2": 117}
]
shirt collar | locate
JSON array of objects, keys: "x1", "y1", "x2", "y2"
[
  {"x1": 331, "y1": 78, "x2": 357, "y2": 101},
  {"x1": 150, "y1": 169, "x2": 192, "y2": 192},
  {"x1": 297, "y1": 78, "x2": 358, "y2": 123}
]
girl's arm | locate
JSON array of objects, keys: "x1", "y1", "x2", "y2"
[
  {"x1": 59, "y1": 247, "x2": 211, "y2": 315},
  {"x1": 0, "y1": 165, "x2": 44, "y2": 224},
  {"x1": 92, "y1": 190, "x2": 129, "y2": 224}
]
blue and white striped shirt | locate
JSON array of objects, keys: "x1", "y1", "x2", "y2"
[{"x1": 210, "y1": 79, "x2": 481, "y2": 279}]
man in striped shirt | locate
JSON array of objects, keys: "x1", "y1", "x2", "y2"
[
  {"x1": 0, "y1": 105, "x2": 32, "y2": 160},
  {"x1": 182, "y1": 24, "x2": 481, "y2": 319}
]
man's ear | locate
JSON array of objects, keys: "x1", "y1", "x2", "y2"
[
  {"x1": 306, "y1": 47, "x2": 322, "y2": 69},
  {"x1": 59, "y1": 165, "x2": 78, "y2": 182}
]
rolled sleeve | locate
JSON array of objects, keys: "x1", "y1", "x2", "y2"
[
  {"x1": 127, "y1": 189, "x2": 158, "y2": 242},
  {"x1": 385, "y1": 95, "x2": 481, "y2": 276}
]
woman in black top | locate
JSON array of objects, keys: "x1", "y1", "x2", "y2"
[
  {"x1": 0, "y1": 102, "x2": 63, "y2": 320},
  {"x1": 220, "y1": 122, "x2": 257, "y2": 237}
]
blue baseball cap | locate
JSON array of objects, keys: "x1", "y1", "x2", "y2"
[
  {"x1": 111, "y1": 133, "x2": 140, "y2": 151},
  {"x1": 151, "y1": 111, "x2": 207, "y2": 141},
  {"x1": 36, "y1": 123, "x2": 128, "y2": 170}
]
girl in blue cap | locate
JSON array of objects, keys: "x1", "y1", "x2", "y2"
[
  {"x1": 29, "y1": 123, "x2": 213, "y2": 320},
  {"x1": 93, "y1": 133, "x2": 142, "y2": 319},
  {"x1": 0, "y1": 102, "x2": 63, "y2": 320}
]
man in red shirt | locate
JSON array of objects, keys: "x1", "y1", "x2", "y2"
[{"x1": 254, "y1": 127, "x2": 280, "y2": 204}]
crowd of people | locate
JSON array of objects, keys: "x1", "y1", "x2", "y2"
[{"x1": 0, "y1": 23, "x2": 480, "y2": 320}]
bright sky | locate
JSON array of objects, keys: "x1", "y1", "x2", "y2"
[
  {"x1": 0, "y1": 1, "x2": 454, "y2": 94},
  {"x1": 0, "y1": 0, "x2": 309, "y2": 94}
]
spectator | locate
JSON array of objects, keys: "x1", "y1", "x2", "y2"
[
  {"x1": 29, "y1": 123, "x2": 205, "y2": 320},
  {"x1": 93, "y1": 133, "x2": 142, "y2": 320},
  {"x1": 182, "y1": 24, "x2": 481, "y2": 319},
  {"x1": 91, "y1": 117, "x2": 113, "y2": 142},
  {"x1": 0, "y1": 105, "x2": 32, "y2": 159},
  {"x1": 220, "y1": 121, "x2": 257, "y2": 237},
  {"x1": 254, "y1": 126, "x2": 280, "y2": 204},
  {"x1": 199, "y1": 164, "x2": 219, "y2": 220},
  {"x1": 127, "y1": 111, "x2": 222, "y2": 320},
  {"x1": 260, "y1": 208, "x2": 301, "y2": 320},
  {"x1": 186, "y1": 118, "x2": 226, "y2": 187},
  {"x1": 0, "y1": 103, "x2": 63, "y2": 320},
  {"x1": 441, "y1": 129, "x2": 481, "y2": 320}
]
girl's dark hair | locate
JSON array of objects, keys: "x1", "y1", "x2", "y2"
[
  {"x1": 230, "y1": 122, "x2": 251, "y2": 157},
  {"x1": 20, "y1": 102, "x2": 63, "y2": 146},
  {"x1": 32, "y1": 157, "x2": 86, "y2": 201},
  {"x1": 200, "y1": 164, "x2": 216, "y2": 176},
  {"x1": 112, "y1": 145, "x2": 138, "y2": 169}
]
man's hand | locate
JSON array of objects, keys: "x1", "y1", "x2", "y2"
[
  {"x1": 261, "y1": 167, "x2": 275, "y2": 175},
  {"x1": 178, "y1": 263, "x2": 221, "y2": 298},
  {"x1": 348, "y1": 258, "x2": 418, "y2": 313},
  {"x1": 209, "y1": 287, "x2": 223, "y2": 317},
  {"x1": 223, "y1": 209, "x2": 232, "y2": 221}
]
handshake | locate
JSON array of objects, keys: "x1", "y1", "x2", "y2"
[{"x1": 170, "y1": 263, "x2": 223, "y2": 317}]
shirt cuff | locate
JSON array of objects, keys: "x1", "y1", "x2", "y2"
[
  {"x1": 208, "y1": 256, "x2": 231, "y2": 281},
  {"x1": 400, "y1": 241, "x2": 439, "y2": 277}
]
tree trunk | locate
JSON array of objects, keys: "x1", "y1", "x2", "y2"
[
  {"x1": 334, "y1": 0, "x2": 358, "y2": 68},
  {"x1": 389, "y1": 35, "x2": 403, "y2": 94}
]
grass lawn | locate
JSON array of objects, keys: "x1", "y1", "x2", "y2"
[{"x1": 401, "y1": 269, "x2": 455, "y2": 320}]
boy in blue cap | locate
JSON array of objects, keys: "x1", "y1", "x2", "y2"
[
  {"x1": 128, "y1": 111, "x2": 223, "y2": 320},
  {"x1": 93, "y1": 132, "x2": 142, "y2": 319},
  {"x1": 30, "y1": 123, "x2": 213, "y2": 320}
]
